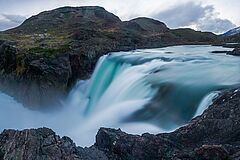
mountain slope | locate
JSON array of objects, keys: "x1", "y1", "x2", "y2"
[
  {"x1": 221, "y1": 26, "x2": 240, "y2": 43},
  {"x1": 222, "y1": 26, "x2": 240, "y2": 37},
  {"x1": 0, "y1": 6, "x2": 219, "y2": 109}
]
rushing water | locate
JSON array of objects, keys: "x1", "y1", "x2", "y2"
[{"x1": 0, "y1": 45, "x2": 239, "y2": 146}]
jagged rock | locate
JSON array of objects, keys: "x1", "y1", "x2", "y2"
[
  {"x1": 95, "y1": 128, "x2": 185, "y2": 160},
  {"x1": 227, "y1": 48, "x2": 240, "y2": 56},
  {"x1": 0, "y1": 127, "x2": 108, "y2": 160},
  {"x1": 95, "y1": 88, "x2": 240, "y2": 160},
  {"x1": 0, "y1": 128, "x2": 78, "y2": 159},
  {"x1": 194, "y1": 145, "x2": 229, "y2": 160},
  {"x1": 0, "y1": 42, "x2": 17, "y2": 74}
]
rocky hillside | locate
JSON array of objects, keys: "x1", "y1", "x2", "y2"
[
  {"x1": 0, "y1": 6, "x2": 219, "y2": 109},
  {"x1": 220, "y1": 26, "x2": 240, "y2": 43},
  {"x1": 223, "y1": 33, "x2": 240, "y2": 43},
  {"x1": 0, "y1": 88, "x2": 239, "y2": 160}
]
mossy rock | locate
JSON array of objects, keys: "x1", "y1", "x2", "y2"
[{"x1": 28, "y1": 45, "x2": 69, "y2": 57}]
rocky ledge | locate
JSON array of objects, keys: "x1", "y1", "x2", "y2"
[
  {"x1": 0, "y1": 127, "x2": 108, "y2": 160},
  {"x1": 0, "y1": 88, "x2": 240, "y2": 160},
  {"x1": 227, "y1": 47, "x2": 240, "y2": 56}
]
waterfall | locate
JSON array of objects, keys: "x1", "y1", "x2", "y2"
[
  {"x1": 84, "y1": 55, "x2": 131, "y2": 113},
  {"x1": 194, "y1": 91, "x2": 220, "y2": 117},
  {"x1": 1, "y1": 45, "x2": 239, "y2": 147},
  {"x1": 76, "y1": 45, "x2": 240, "y2": 131},
  {"x1": 82, "y1": 54, "x2": 168, "y2": 115}
]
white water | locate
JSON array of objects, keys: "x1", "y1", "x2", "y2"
[
  {"x1": 0, "y1": 45, "x2": 239, "y2": 146},
  {"x1": 194, "y1": 91, "x2": 220, "y2": 117}
]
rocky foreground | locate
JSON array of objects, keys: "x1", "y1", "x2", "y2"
[{"x1": 0, "y1": 88, "x2": 239, "y2": 160}]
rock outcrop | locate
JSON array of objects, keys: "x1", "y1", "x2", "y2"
[
  {"x1": 0, "y1": 88, "x2": 239, "y2": 160},
  {"x1": 95, "y1": 88, "x2": 240, "y2": 160},
  {"x1": 0, "y1": 127, "x2": 108, "y2": 160},
  {"x1": 0, "y1": 41, "x2": 72, "y2": 109},
  {"x1": 227, "y1": 47, "x2": 240, "y2": 56}
]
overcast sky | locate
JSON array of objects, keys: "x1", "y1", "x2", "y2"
[{"x1": 0, "y1": 0, "x2": 239, "y2": 34}]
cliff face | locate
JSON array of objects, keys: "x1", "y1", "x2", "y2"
[
  {"x1": 0, "y1": 88, "x2": 239, "y2": 160},
  {"x1": 0, "y1": 6, "x2": 218, "y2": 109},
  {"x1": 0, "y1": 127, "x2": 108, "y2": 160}
]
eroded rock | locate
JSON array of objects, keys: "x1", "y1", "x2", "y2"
[{"x1": 227, "y1": 48, "x2": 240, "y2": 56}]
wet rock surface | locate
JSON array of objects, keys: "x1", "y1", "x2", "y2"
[
  {"x1": 0, "y1": 128, "x2": 108, "y2": 160},
  {"x1": 95, "y1": 88, "x2": 240, "y2": 160},
  {"x1": 227, "y1": 47, "x2": 240, "y2": 56},
  {"x1": 0, "y1": 88, "x2": 239, "y2": 160}
]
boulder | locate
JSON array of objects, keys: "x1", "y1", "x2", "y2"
[
  {"x1": 227, "y1": 48, "x2": 240, "y2": 56},
  {"x1": 0, "y1": 128, "x2": 108, "y2": 160}
]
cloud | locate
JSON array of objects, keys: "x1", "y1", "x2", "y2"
[
  {"x1": 0, "y1": 14, "x2": 26, "y2": 31},
  {"x1": 197, "y1": 18, "x2": 236, "y2": 34},
  {"x1": 152, "y1": 2, "x2": 210, "y2": 28},
  {"x1": 2, "y1": 14, "x2": 26, "y2": 23},
  {"x1": 152, "y1": 2, "x2": 236, "y2": 33}
]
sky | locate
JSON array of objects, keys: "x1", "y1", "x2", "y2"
[{"x1": 0, "y1": 0, "x2": 239, "y2": 34}]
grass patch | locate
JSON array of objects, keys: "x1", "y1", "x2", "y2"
[{"x1": 28, "y1": 45, "x2": 70, "y2": 57}]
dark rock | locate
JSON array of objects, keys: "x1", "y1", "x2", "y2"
[
  {"x1": 0, "y1": 127, "x2": 108, "y2": 160},
  {"x1": 227, "y1": 48, "x2": 240, "y2": 56},
  {"x1": 95, "y1": 128, "x2": 185, "y2": 160},
  {"x1": 0, "y1": 127, "x2": 78, "y2": 159},
  {"x1": 194, "y1": 145, "x2": 229, "y2": 160},
  {"x1": 0, "y1": 42, "x2": 17, "y2": 74},
  {"x1": 211, "y1": 50, "x2": 228, "y2": 53},
  {"x1": 0, "y1": 53, "x2": 72, "y2": 109},
  {"x1": 0, "y1": 150, "x2": 4, "y2": 160},
  {"x1": 95, "y1": 88, "x2": 240, "y2": 160}
]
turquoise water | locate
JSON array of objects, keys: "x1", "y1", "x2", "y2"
[{"x1": 82, "y1": 45, "x2": 239, "y2": 129}]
